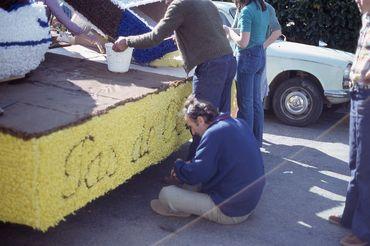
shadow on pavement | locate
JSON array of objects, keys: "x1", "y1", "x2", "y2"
[{"x1": 264, "y1": 109, "x2": 349, "y2": 145}]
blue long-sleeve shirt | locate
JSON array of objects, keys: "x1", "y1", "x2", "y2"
[{"x1": 175, "y1": 115, "x2": 265, "y2": 217}]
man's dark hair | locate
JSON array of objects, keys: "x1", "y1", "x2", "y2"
[
  {"x1": 233, "y1": 0, "x2": 266, "y2": 11},
  {"x1": 183, "y1": 96, "x2": 219, "y2": 124}
]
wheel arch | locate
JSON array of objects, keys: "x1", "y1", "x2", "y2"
[
  {"x1": 265, "y1": 70, "x2": 325, "y2": 109},
  {"x1": 270, "y1": 74, "x2": 325, "y2": 126}
]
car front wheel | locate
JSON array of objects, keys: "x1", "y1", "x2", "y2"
[{"x1": 272, "y1": 78, "x2": 323, "y2": 126}]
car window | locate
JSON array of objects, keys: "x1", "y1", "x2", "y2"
[
  {"x1": 218, "y1": 11, "x2": 231, "y2": 27},
  {"x1": 229, "y1": 7, "x2": 236, "y2": 19}
]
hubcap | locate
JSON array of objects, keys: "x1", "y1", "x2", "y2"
[{"x1": 284, "y1": 91, "x2": 309, "y2": 115}]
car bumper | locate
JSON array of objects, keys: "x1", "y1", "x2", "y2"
[{"x1": 324, "y1": 90, "x2": 350, "y2": 104}]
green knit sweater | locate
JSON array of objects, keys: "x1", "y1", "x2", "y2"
[{"x1": 126, "y1": 0, "x2": 232, "y2": 73}]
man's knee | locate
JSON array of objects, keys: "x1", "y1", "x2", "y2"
[{"x1": 159, "y1": 185, "x2": 177, "y2": 204}]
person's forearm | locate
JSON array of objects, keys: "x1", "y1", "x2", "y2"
[
  {"x1": 126, "y1": 29, "x2": 170, "y2": 49},
  {"x1": 229, "y1": 29, "x2": 241, "y2": 44},
  {"x1": 174, "y1": 157, "x2": 216, "y2": 185},
  {"x1": 126, "y1": 12, "x2": 180, "y2": 49},
  {"x1": 229, "y1": 29, "x2": 249, "y2": 49},
  {"x1": 264, "y1": 29, "x2": 282, "y2": 49},
  {"x1": 127, "y1": 1, "x2": 182, "y2": 49},
  {"x1": 174, "y1": 160, "x2": 200, "y2": 185},
  {"x1": 365, "y1": 71, "x2": 370, "y2": 83},
  {"x1": 363, "y1": 60, "x2": 370, "y2": 83},
  {"x1": 43, "y1": 0, "x2": 83, "y2": 35}
]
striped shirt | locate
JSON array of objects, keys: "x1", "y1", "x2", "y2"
[{"x1": 350, "y1": 13, "x2": 370, "y2": 85}]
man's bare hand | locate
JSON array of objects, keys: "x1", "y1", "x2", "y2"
[
  {"x1": 170, "y1": 168, "x2": 177, "y2": 178},
  {"x1": 223, "y1": 25, "x2": 230, "y2": 35},
  {"x1": 162, "y1": 168, "x2": 181, "y2": 185},
  {"x1": 365, "y1": 68, "x2": 370, "y2": 84},
  {"x1": 75, "y1": 31, "x2": 105, "y2": 54},
  {"x1": 171, "y1": 34, "x2": 177, "y2": 44},
  {"x1": 112, "y1": 37, "x2": 129, "y2": 52}
]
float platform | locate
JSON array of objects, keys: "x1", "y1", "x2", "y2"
[{"x1": 0, "y1": 50, "x2": 191, "y2": 231}]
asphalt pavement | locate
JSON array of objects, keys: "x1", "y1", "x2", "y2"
[{"x1": 0, "y1": 108, "x2": 351, "y2": 246}]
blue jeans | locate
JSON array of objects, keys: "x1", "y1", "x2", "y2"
[
  {"x1": 341, "y1": 87, "x2": 370, "y2": 242},
  {"x1": 192, "y1": 54, "x2": 237, "y2": 113},
  {"x1": 260, "y1": 66, "x2": 269, "y2": 100},
  {"x1": 187, "y1": 54, "x2": 237, "y2": 160},
  {"x1": 236, "y1": 45, "x2": 265, "y2": 146}
]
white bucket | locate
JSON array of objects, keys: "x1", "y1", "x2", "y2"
[{"x1": 105, "y1": 42, "x2": 133, "y2": 73}]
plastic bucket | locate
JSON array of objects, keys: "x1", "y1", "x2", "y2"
[{"x1": 105, "y1": 42, "x2": 133, "y2": 73}]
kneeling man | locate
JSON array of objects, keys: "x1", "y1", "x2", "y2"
[{"x1": 151, "y1": 98, "x2": 265, "y2": 224}]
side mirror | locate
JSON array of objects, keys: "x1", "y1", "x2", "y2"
[{"x1": 319, "y1": 40, "x2": 328, "y2": 47}]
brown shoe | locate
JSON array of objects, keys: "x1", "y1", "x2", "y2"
[
  {"x1": 329, "y1": 215, "x2": 342, "y2": 226},
  {"x1": 340, "y1": 234, "x2": 368, "y2": 246},
  {"x1": 150, "y1": 199, "x2": 190, "y2": 218}
]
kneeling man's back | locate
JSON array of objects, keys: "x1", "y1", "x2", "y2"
[{"x1": 175, "y1": 115, "x2": 265, "y2": 217}]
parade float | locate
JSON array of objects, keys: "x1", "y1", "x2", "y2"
[{"x1": 0, "y1": 0, "x2": 191, "y2": 231}]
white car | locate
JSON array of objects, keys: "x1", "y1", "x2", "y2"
[{"x1": 214, "y1": 1, "x2": 353, "y2": 126}]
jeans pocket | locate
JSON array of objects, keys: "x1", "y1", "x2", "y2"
[{"x1": 237, "y1": 53, "x2": 260, "y2": 74}]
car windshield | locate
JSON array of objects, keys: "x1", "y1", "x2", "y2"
[{"x1": 229, "y1": 7, "x2": 236, "y2": 19}]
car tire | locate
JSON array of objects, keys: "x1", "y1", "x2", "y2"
[{"x1": 272, "y1": 77, "x2": 323, "y2": 126}]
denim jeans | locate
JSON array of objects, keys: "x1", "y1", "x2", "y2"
[
  {"x1": 236, "y1": 45, "x2": 265, "y2": 146},
  {"x1": 341, "y1": 87, "x2": 370, "y2": 242},
  {"x1": 260, "y1": 66, "x2": 269, "y2": 101},
  {"x1": 192, "y1": 54, "x2": 237, "y2": 113},
  {"x1": 187, "y1": 54, "x2": 237, "y2": 160}
]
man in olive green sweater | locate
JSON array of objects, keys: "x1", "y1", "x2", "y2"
[{"x1": 113, "y1": 0, "x2": 236, "y2": 160}]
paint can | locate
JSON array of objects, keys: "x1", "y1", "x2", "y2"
[{"x1": 105, "y1": 42, "x2": 133, "y2": 73}]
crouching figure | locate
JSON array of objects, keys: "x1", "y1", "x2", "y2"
[{"x1": 151, "y1": 97, "x2": 265, "y2": 224}]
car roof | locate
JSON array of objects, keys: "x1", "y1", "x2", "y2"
[{"x1": 212, "y1": 1, "x2": 235, "y2": 12}]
